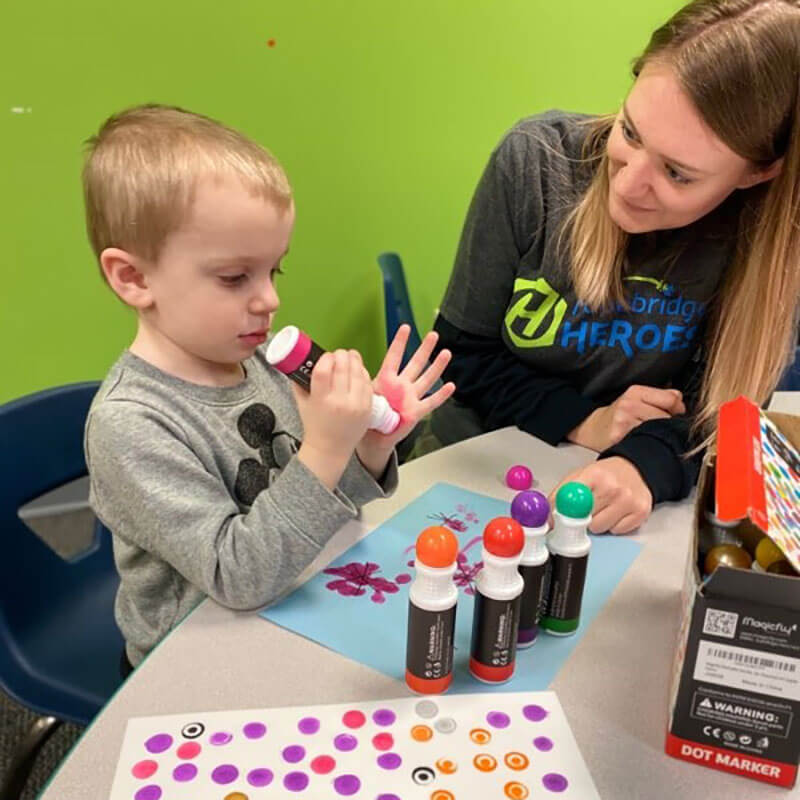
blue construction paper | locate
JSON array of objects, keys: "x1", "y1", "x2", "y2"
[{"x1": 261, "y1": 482, "x2": 642, "y2": 693}]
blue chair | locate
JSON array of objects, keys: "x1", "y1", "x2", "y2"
[
  {"x1": 0, "y1": 382, "x2": 123, "y2": 800},
  {"x1": 777, "y1": 347, "x2": 800, "y2": 391},
  {"x1": 377, "y1": 252, "x2": 424, "y2": 368}
]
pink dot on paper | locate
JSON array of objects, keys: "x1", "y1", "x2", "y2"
[
  {"x1": 372, "y1": 732, "x2": 394, "y2": 751},
  {"x1": 134, "y1": 786, "x2": 162, "y2": 800},
  {"x1": 132, "y1": 760, "x2": 158, "y2": 779},
  {"x1": 342, "y1": 710, "x2": 366, "y2": 729},
  {"x1": 176, "y1": 742, "x2": 201, "y2": 759},
  {"x1": 144, "y1": 734, "x2": 172, "y2": 754},
  {"x1": 311, "y1": 754, "x2": 336, "y2": 774},
  {"x1": 243, "y1": 722, "x2": 267, "y2": 739}
]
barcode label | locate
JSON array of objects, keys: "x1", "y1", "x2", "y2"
[
  {"x1": 706, "y1": 648, "x2": 796, "y2": 672},
  {"x1": 694, "y1": 641, "x2": 800, "y2": 702}
]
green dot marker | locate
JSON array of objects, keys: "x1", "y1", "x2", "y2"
[{"x1": 555, "y1": 481, "x2": 593, "y2": 519}]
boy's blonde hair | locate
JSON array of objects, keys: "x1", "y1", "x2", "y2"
[{"x1": 82, "y1": 104, "x2": 292, "y2": 274}]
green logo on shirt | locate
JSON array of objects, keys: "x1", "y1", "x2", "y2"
[{"x1": 504, "y1": 277, "x2": 568, "y2": 348}]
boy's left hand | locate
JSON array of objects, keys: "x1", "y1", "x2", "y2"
[{"x1": 356, "y1": 325, "x2": 455, "y2": 474}]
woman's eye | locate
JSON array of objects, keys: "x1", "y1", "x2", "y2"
[
  {"x1": 666, "y1": 165, "x2": 692, "y2": 185},
  {"x1": 620, "y1": 120, "x2": 635, "y2": 141}
]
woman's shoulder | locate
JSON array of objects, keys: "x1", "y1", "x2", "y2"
[{"x1": 496, "y1": 109, "x2": 597, "y2": 161}]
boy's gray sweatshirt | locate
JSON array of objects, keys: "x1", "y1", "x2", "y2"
[{"x1": 85, "y1": 348, "x2": 398, "y2": 666}]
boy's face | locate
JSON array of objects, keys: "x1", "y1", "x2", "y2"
[{"x1": 143, "y1": 177, "x2": 294, "y2": 378}]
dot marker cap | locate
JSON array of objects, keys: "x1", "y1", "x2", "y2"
[
  {"x1": 482, "y1": 517, "x2": 525, "y2": 558},
  {"x1": 510, "y1": 491, "x2": 550, "y2": 528},
  {"x1": 555, "y1": 482, "x2": 593, "y2": 519},
  {"x1": 415, "y1": 526, "x2": 459, "y2": 568}
]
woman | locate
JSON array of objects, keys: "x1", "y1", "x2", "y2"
[{"x1": 430, "y1": 0, "x2": 799, "y2": 533}]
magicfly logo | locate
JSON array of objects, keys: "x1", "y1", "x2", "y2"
[
  {"x1": 504, "y1": 277, "x2": 567, "y2": 349},
  {"x1": 742, "y1": 617, "x2": 798, "y2": 636}
]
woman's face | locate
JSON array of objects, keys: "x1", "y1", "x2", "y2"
[{"x1": 606, "y1": 64, "x2": 778, "y2": 234}]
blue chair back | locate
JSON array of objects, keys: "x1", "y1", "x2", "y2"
[
  {"x1": 377, "y1": 252, "x2": 423, "y2": 367},
  {"x1": 0, "y1": 382, "x2": 123, "y2": 726}
]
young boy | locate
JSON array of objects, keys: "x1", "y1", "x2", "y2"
[{"x1": 82, "y1": 105, "x2": 454, "y2": 673}]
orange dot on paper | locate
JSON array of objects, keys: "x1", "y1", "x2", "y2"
[
  {"x1": 473, "y1": 753, "x2": 497, "y2": 772},
  {"x1": 504, "y1": 781, "x2": 529, "y2": 799},
  {"x1": 435, "y1": 758, "x2": 458, "y2": 774},
  {"x1": 266, "y1": 39, "x2": 276, "y2": 47},
  {"x1": 504, "y1": 751, "x2": 529, "y2": 771},
  {"x1": 224, "y1": 793, "x2": 250, "y2": 800},
  {"x1": 431, "y1": 791, "x2": 455, "y2": 800},
  {"x1": 469, "y1": 728, "x2": 491, "y2": 744},
  {"x1": 411, "y1": 724, "x2": 433, "y2": 742}
]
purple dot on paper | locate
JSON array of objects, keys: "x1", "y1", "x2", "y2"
[
  {"x1": 298, "y1": 717, "x2": 320, "y2": 735},
  {"x1": 534, "y1": 736, "x2": 554, "y2": 751},
  {"x1": 247, "y1": 768, "x2": 274, "y2": 787},
  {"x1": 377, "y1": 795, "x2": 401, "y2": 800},
  {"x1": 144, "y1": 734, "x2": 172, "y2": 754},
  {"x1": 243, "y1": 722, "x2": 267, "y2": 739},
  {"x1": 523, "y1": 704, "x2": 548, "y2": 722},
  {"x1": 334, "y1": 734, "x2": 358, "y2": 752},
  {"x1": 543, "y1": 772, "x2": 569, "y2": 792},
  {"x1": 377, "y1": 752, "x2": 402, "y2": 770},
  {"x1": 373, "y1": 709, "x2": 396, "y2": 726},
  {"x1": 209, "y1": 731, "x2": 233, "y2": 746},
  {"x1": 210, "y1": 764, "x2": 239, "y2": 784},
  {"x1": 283, "y1": 771, "x2": 310, "y2": 791},
  {"x1": 283, "y1": 744, "x2": 306, "y2": 763},
  {"x1": 333, "y1": 774, "x2": 362, "y2": 795},
  {"x1": 487, "y1": 711, "x2": 511, "y2": 729},
  {"x1": 172, "y1": 763, "x2": 197, "y2": 782},
  {"x1": 395, "y1": 573, "x2": 412, "y2": 584},
  {"x1": 134, "y1": 786, "x2": 162, "y2": 800}
]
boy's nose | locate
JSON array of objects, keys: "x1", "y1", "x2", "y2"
[{"x1": 250, "y1": 281, "x2": 279, "y2": 314}]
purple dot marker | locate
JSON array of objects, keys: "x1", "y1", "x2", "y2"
[
  {"x1": 510, "y1": 490, "x2": 550, "y2": 528},
  {"x1": 523, "y1": 704, "x2": 548, "y2": 722},
  {"x1": 247, "y1": 767, "x2": 274, "y2": 787},
  {"x1": 144, "y1": 734, "x2": 172, "y2": 754},
  {"x1": 487, "y1": 711, "x2": 511, "y2": 729},
  {"x1": 284, "y1": 771, "x2": 310, "y2": 792},
  {"x1": 377, "y1": 752, "x2": 402, "y2": 770},
  {"x1": 333, "y1": 774, "x2": 362, "y2": 795},
  {"x1": 283, "y1": 744, "x2": 306, "y2": 763},
  {"x1": 298, "y1": 717, "x2": 320, "y2": 735},
  {"x1": 210, "y1": 764, "x2": 239, "y2": 785},
  {"x1": 543, "y1": 773, "x2": 569, "y2": 792},
  {"x1": 172, "y1": 763, "x2": 197, "y2": 782},
  {"x1": 243, "y1": 722, "x2": 267, "y2": 739},
  {"x1": 209, "y1": 731, "x2": 233, "y2": 746},
  {"x1": 134, "y1": 787, "x2": 162, "y2": 800},
  {"x1": 534, "y1": 736, "x2": 554, "y2": 751},
  {"x1": 334, "y1": 733, "x2": 358, "y2": 752},
  {"x1": 372, "y1": 709, "x2": 396, "y2": 726}
]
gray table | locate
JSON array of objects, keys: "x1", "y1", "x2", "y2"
[{"x1": 41, "y1": 394, "x2": 800, "y2": 799}]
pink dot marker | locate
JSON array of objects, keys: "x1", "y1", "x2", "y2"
[{"x1": 506, "y1": 464, "x2": 533, "y2": 491}]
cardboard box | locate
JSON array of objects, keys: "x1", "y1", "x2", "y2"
[{"x1": 665, "y1": 403, "x2": 800, "y2": 788}]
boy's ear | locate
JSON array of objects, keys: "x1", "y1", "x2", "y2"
[{"x1": 100, "y1": 248, "x2": 154, "y2": 309}]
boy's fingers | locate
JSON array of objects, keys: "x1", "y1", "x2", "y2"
[
  {"x1": 382, "y1": 324, "x2": 411, "y2": 374},
  {"x1": 331, "y1": 349, "x2": 351, "y2": 395},
  {"x1": 310, "y1": 352, "x2": 334, "y2": 394},
  {"x1": 418, "y1": 381, "x2": 455, "y2": 415},
  {"x1": 401, "y1": 331, "x2": 439, "y2": 382},
  {"x1": 415, "y1": 349, "x2": 451, "y2": 396}
]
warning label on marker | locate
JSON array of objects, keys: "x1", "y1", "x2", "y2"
[{"x1": 691, "y1": 690, "x2": 792, "y2": 738}]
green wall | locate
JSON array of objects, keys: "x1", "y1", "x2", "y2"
[{"x1": 1, "y1": 0, "x2": 682, "y2": 403}]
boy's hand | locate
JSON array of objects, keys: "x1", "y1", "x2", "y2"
[
  {"x1": 567, "y1": 385, "x2": 685, "y2": 452},
  {"x1": 356, "y1": 325, "x2": 455, "y2": 477},
  {"x1": 548, "y1": 456, "x2": 653, "y2": 535},
  {"x1": 295, "y1": 350, "x2": 373, "y2": 489}
]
